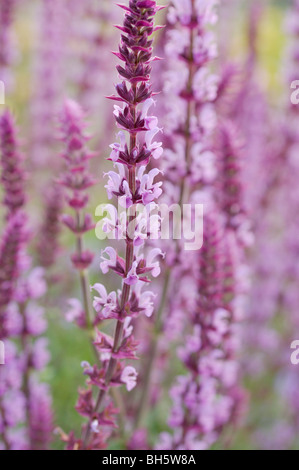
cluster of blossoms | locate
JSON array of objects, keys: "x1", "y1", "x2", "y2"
[
  {"x1": 215, "y1": 0, "x2": 299, "y2": 450},
  {"x1": 31, "y1": 0, "x2": 74, "y2": 275},
  {"x1": 128, "y1": 0, "x2": 222, "y2": 434},
  {"x1": 162, "y1": 0, "x2": 219, "y2": 189},
  {"x1": 0, "y1": 111, "x2": 52, "y2": 450},
  {"x1": 158, "y1": 212, "x2": 245, "y2": 450},
  {"x1": 59, "y1": 1, "x2": 164, "y2": 450},
  {"x1": 36, "y1": 185, "x2": 62, "y2": 269},
  {"x1": 58, "y1": 99, "x2": 96, "y2": 272},
  {"x1": 0, "y1": 109, "x2": 26, "y2": 218}
]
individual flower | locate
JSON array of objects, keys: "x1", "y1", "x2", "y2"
[{"x1": 121, "y1": 366, "x2": 138, "y2": 392}]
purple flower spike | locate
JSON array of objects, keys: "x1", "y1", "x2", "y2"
[
  {"x1": 0, "y1": 111, "x2": 26, "y2": 218},
  {"x1": 62, "y1": 0, "x2": 164, "y2": 451},
  {"x1": 0, "y1": 112, "x2": 52, "y2": 450}
]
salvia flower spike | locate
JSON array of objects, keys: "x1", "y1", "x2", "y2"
[{"x1": 64, "y1": 0, "x2": 164, "y2": 450}]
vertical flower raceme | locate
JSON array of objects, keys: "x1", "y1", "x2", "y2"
[
  {"x1": 58, "y1": 99, "x2": 96, "y2": 329},
  {"x1": 157, "y1": 213, "x2": 244, "y2": 450},
  {"x1": 0, "y1": 214, "x2": 27, "y2": 450},
  {"x1": 28, "y1": 380, "x2": 53, "y2": 451},
  {"x1": 159, "y1": 0, "x2": 220, "y2": 335},
  {"x1": 30, "y1": 0, "x2": 69, "y2": 166},
  {"x1": 151, "y1": 0, "x2": 247, "y2": 449},
  {"x1": 134, "y1": 0, "x2": 221, "y2": 430},
  {"x1": 0, "y1": 110, "x2": 26, "y2": 218},
  {"x1": 0, "y1": 0, "x2": 17, "y2": 87},
  {"x1": 0, "y1": 120, "x2": 27, "y2": 457},
  {"x1": 0, "y1": 111, "x2": 53, "y2": 450},
  {"x1": 29, "y1": 0, "x2": 69, "y2": 291},
  {"x1": 162, "y1": 0, "x2": 219, "y2": 196},
  {"x1": 56, "y1": 99, "x2": 109, "y2": 449},
  {"x1": 0, "y1": 341, "x2": 26, "y2": 450},
  {"x1": 15, "y1": 266, "x2": 53, "y2": 451},
  {"x1": 0, "y1": 212, "x2": 27, "y2": 316},
  {"x1": 71, "y1": 0, "x2": 114, "y2": 118},
  {"x1": 60, "y1": 1, "x2": 164, "y2": 450}
]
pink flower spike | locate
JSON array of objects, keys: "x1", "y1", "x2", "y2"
[
  {"x1": 91, "y1": 284, "x2": 118, "y2": 319},
  {"x1": 121, "y1": 366, "x2": 138, "y2": 392},
  {"x1": 141, "y1": 98, "x2": 158, "y2": 130},
  {"x1": 109, "y1": 131, "x2": 127, "y2": 162},
  {"x1": 145, "y1": 127, "x2": 163, "y2": 160}
]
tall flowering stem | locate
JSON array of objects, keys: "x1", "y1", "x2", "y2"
[
  {"x1": 74, "y1": 0, "x2": 165, "y2": 449},
  {"x1": 162, "y1": 0, "x2": 219, "y2": 199},
  {"x1": 72, "y1": 0, "x2": 113, "y2": 116},
  {"x1": 0, "y1": 111, "x2": 52, "y2": 450},
  {"x1": 59, "y1": 100, "x2": 96, "y2": 329},
  {"x1": 135, "y1": 0, "x2": 220, "y2": 427},
  {"x1": 0, "y1": 111, "x2": 27, "y2": 320},
  {"x1": 0, "y1": 110, "x2": 26, "y2": 218},
  {"x1": 150, "y1": 0, "x2": 247, "y2": 449},
  {"x1": 37, "y1": 185, "x2": 62, "y2": 269}
]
